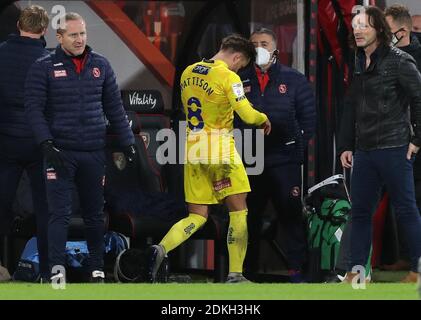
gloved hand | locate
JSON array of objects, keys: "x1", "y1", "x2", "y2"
[
  {"x1": 122, "y1": 144, "x2": 137, "y2": 163},
  {"x1": 41, "y1": 140, "x2": 64, "y2": 170}
]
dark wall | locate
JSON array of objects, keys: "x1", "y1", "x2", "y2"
[{"x1": 172, "y1": 0, "x2": 251, "y2": 112}]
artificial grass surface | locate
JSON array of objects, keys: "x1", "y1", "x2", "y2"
[{"x1": 0, "y1": 283, "x2": 418, "y2": 300}]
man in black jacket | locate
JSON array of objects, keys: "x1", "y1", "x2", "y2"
[
  {"x1": 0, "y1": 5, "x2": 49, "y2": 281},
  {"x1": 412, "y1": 14, "x2": 421, "y2": 43},
  {"x1": 386, "y1": 5, "x2": 421, "y2": 207},
  {"x1": 338, "y1": 6, "x2": 421, "y2": 283},
  {"x1": 381, "y1": 4, "x2": 421, "y2": 272}
]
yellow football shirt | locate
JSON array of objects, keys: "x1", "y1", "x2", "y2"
[{"x1": 180, "y1": 59, "x2": 266, "y2": 163}]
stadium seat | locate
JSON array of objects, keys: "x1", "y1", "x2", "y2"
[
  {"x1": 137, "y1": 113, "x2": 170, "y2": 190},
  {"x1": 106, "y1": 114, "x2": 164, "y2": 193}
]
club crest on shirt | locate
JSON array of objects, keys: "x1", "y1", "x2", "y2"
[
  {"x1": 92, "y1": 67, "x2": 101, "y2": 78},
  {"x1": 140, "y1": 132, "x2": 150, "y2": 149},
  {"x1": 279, "y1": 84, "x2": 287, "y2": 94}
]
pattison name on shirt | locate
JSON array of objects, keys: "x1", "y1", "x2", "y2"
[{"x1": 180, "y1": 77, "x2": 214, "y2": 96}]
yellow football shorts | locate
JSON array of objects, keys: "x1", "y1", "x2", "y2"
[{"x1": 184, "y1": 151, "x2": 251, "y2": 204}]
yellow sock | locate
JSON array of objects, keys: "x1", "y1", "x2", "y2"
[
  {"x1": 227, "y1": 210, "x2": 248, "y2": 273},
  {"x1": 159, "y1": 213, "x2": 207, "y2": 253}
]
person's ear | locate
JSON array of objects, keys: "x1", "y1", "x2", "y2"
[
  {"x1": 232, "y1": 52, "x2": 240, "y2": 64},
  {"x1": 56, "y1": 32, "x2": 62, "y2": 44}
]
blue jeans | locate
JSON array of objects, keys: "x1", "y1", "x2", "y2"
[{"x1": 350, "y1": 146, "x2": 421, "y2": 272}]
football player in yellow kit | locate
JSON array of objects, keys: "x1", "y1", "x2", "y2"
[{"x1": 148, "y1": 34, "x2": 271, "y2": 283}]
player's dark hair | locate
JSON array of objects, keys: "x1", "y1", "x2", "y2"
[{"x1": 220, "y1": 34, "x2": 256, "y2": 62}]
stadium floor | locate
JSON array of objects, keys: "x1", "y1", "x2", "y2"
[
  {"x1": 0, "y1": 270, "x2": 419, "y2": 300},
  {"x1": 0, "y1": 283, "x2": 419, "y2": 300}
]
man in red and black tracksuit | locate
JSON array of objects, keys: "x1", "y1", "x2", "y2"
[
  {"x1": 25, "y1": 12, "x2": 135, "y2": 283},
  {"x1": 0, "y1": 5, "x2": 50, "y2": 280},
  {"x1": 238, "y1": 28, "x2": 316, "y2": 282}
]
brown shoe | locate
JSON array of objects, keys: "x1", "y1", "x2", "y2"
[
  {"x1": 379, "y1": 259, "x2": 411, "y2": 271},
  {"x1": 401, "y1": 271, "x2": 418, "y2": 283},
  {"x1": 343, "y1": 272, "x2": 357, "y2": 283}
]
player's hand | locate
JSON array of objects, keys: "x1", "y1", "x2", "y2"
[
  {"x1": 340, "y1": 151, "x2": 353, "y2": 168},
  {"x1": 260, "y1": 119, "x2": 271, "y2": 135}
]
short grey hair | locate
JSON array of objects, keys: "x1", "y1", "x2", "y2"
[
  {"x1": 56, "y1": 12, "x2": 84, "y2": 34},
  {"x1": 250, "y1": 27, "x2": 277, "y2": 46}
]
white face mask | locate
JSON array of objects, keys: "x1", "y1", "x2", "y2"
[{"x1": 255, "y1": 47, "x2": 272, "y2": 67}]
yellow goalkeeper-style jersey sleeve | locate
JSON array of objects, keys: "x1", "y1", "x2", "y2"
[
  {"x1": 180, "y1": 59, "x2": 266, "y2": 132},
  {"x1": 180, "y1": 59, "x2": 266, "y2": 162},
  {"x1": 235, "y1": 102, "x2": 267, "y2": 126}
]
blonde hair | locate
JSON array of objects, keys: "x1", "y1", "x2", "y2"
[{"x1": 18, "y1": 5, "x2": 49, "y2": 34}]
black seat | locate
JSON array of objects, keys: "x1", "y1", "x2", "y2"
[{"x1": 137, "y1": 113, "x2": 170, "y2": 190}]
